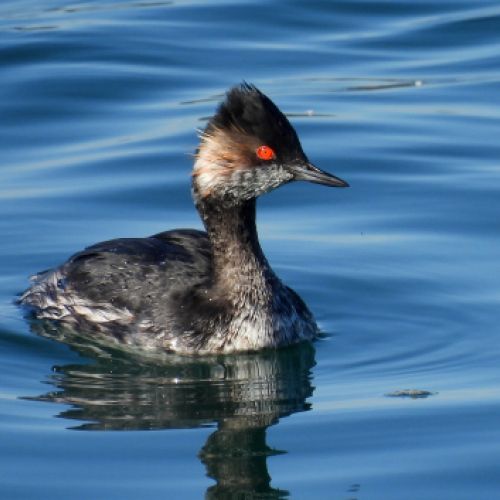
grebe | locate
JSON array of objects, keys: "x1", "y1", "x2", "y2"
[{"x1": 20, "y1": 83, "x2": 348, "y2": 354}]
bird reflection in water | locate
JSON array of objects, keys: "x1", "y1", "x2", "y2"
[{"x1": 25, "y1": 325, "x2": 316, "y2": 498}]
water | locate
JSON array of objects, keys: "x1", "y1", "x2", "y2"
[{"x1": 1, "y1": 1, "x2": 500, "y2": 498}]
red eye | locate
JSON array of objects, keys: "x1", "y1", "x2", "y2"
[{"x1": 256, "y1": 145, "x2": 276, "y2": 161}]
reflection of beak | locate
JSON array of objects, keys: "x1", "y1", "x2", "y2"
[{"x1": 289, "y1": 161, "x2": 349, "y2": 188}]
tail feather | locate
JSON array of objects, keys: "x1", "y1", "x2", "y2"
[
  {"x1": 20, "y1": 268, "x2": 134, "y2": 324},
  {"x1": 19, "y1": 269, "x2": 64, "y2": 314}
]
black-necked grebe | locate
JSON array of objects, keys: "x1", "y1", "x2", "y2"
[{"x1": 20, "y1": 83, "x2": 348, "y2": 354}]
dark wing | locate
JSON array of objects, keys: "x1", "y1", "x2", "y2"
[
  {"x1": 21, "y1": 229, "x2": 212, "y2": 320},
  {"x1": 63, "y1": 229, "x2": 212, "y2": 311}
]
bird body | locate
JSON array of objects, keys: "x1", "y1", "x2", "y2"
[{"x1": 20, "y1": 84, "x2": 348, "y2": 354}]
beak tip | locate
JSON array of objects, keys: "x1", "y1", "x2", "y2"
[{"x1": 326, "y1": 174, "x2": 349, "y2": 188}]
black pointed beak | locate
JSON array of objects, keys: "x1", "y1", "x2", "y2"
[{"x1": 289, "y1": 161, "x2": 349, "y2": 188}]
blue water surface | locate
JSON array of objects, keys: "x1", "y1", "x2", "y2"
[{"x1": 1, "y1": 1, "x2": 500, "y2": 498}]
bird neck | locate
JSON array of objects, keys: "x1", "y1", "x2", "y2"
[{"x1": 195, "y1": 195, "x2": 275, "y2": 294}]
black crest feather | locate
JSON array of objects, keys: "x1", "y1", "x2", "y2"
[{"x1": 206, "y1": 83, "x2": 306, "y2": 162}]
